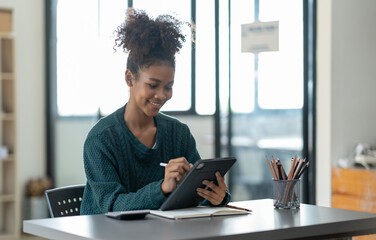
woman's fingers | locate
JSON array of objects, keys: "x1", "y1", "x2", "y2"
[
  {"x1": 166, "y1": 158, "x2": 191, "y2": 180},
  {"x1": 215, "y1": 172, "x2": 227, "y2": 190},
  {"x1": 166, "y1": 157, "x2": 191, "y2": 172},
  {"x1": 197, "y1": 190, "x2": 218, "y2": 205},
  {"x1": 196, "y1": 188, "x2": 222, "y2": 205},
  {"x1": 161, "y1": 157, "x2": 192, "y2": 194},
  {"x1": 196, "y1": 172, "x2": 228, "y2": 205}
]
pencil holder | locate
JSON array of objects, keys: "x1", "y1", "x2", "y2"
[{"x1": 273, "y1": 179, "x2": 300, "y2": 209}]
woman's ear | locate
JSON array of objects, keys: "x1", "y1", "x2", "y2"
[{"x1": 125, "y1": 70, "x2": 134, "y2": 87}]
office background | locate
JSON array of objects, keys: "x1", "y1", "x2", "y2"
[{"x1": 0, "y1": 0, "x2": 375, "y2": 224}]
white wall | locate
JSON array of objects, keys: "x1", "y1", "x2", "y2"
[
  {"x1": 316, "y1": 0, "x2": 376, "y2": 206},
  {"x1": 0, "y1": 0, "x2": 46, "y2": 223},
  {"x1": 331, "y1": 0, "x2": 376, "y2": 155},
  {"x1": 316, "y1": 0, "x2": 333, "y2": 207}
]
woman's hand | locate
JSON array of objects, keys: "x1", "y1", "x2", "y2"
[
  {"x1": 161, "y1": 157, "x2": 192, "y2": 195},
  {"x1": 196, "y1": 172, "x2": 227, "y2": 206}
]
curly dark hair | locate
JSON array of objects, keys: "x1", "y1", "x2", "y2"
[{"x1": 115, "y1": 8, "x2": 190, "y2": 77}]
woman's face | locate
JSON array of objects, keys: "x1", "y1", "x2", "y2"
[{"x1": 127, "y1": 63, "x2": 174, "y2": 117}]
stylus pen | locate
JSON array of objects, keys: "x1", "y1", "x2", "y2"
[{"x1": 159, "y1": 163, "x2": 167, "y2": 167}]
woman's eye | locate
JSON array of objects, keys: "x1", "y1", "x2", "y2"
[{"x1": 148, "y1": 84, "x2": 157, "y2": 89}]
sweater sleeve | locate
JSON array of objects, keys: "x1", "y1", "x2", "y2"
[{"x1": 82, "y1": 133, "x2": 167, "y2": 213}]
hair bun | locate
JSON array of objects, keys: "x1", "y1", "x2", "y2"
[{"x1": 115, "y1": 8, "x2": 189, "y2": 63}]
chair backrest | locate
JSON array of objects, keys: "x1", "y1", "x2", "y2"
[{"x1": 45, "y1": 184, "x2": 86, "y2": 218}]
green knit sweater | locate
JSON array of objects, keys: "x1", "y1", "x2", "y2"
[{"x1": 81, "y1": 106, "x2": 229, "y2": 215}]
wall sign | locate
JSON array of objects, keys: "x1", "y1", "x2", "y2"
[{"x1": 241, "y1": 21, "x2": 279, "y2": 53}]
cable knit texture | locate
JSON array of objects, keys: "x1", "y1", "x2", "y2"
[{"x1": 80, "y1": 105, "x2": 230, "y2": 215}]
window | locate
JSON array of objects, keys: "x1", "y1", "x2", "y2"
[
  {"x1": 55, "y1": 0, "x2": 216, "y2": 116},
  {"x1": 195, "y1": 0, "x2": 215, "y2": 115},
  {"x1": 224, "y1": 0, "x2": 305, "y2": 201},
  {"x1": 229, "y1": 0, "x2": 255, "y2": 113},
  {"x1": 258, "y1": 0, "x2": 303, "y2": 109},
  {"x1": 229, "y1": 0, "x2": 303, "y2": 113}
]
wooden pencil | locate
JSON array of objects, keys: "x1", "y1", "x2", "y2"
[
  {"x1": 272, "y1": 156, "x2": 280, "y2": 180},
  {"x1": 292, "y1": 159, "x2": 305, "y2": 179},
  {"x1": 297, "y1": 161, "x2": 310, "y2": 179},
  {"x1": 266, "y1": 156, "x2": 276, "y2": 179}
]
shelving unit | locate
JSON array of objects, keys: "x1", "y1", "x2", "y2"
[{"x1": 0, "y1": 8, "x2": 20, "y2": 239}]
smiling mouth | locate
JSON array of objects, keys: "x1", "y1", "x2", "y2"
[{"x1": 149, "y1": 100, "x2": 162, "y2": 107}]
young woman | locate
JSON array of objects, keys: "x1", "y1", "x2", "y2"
[{"x1": 80, "y1": 9, "x2": 230, "y2": 215}]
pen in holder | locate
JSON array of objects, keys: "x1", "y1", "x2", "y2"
[
  {"x1": 266, "y1": 155, "x2": 308, "y2": 209},
  {"x1": 273, "y1": 178, "x2": 300, "y2": 209}
]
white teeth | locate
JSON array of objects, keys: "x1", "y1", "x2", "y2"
[{"x1": 149, "y1": 101, "x2": 161, "y2": 106}]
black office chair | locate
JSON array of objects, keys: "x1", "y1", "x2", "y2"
[{"x1": 45, "y1": 184, "x2": 86, "y2": 218}]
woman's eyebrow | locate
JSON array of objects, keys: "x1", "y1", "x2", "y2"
[
  {"x1": 149, "y1": 78, "x2": 174, "y2": 85},
  {"x1": 148, "y1": 78, "x2": 161, "y2": 83}
]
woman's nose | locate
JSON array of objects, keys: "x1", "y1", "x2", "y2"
[{"x1": 154, "y1": 89, "x2": 167, "y2": 101}]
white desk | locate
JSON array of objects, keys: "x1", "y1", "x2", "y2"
[{"x1": 23, "y1": 199, "x2": 376, "y2": 240}]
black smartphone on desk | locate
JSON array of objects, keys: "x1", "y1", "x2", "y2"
[{"x1": 105, "y1": 210, "x2": 150, "y2": 220}]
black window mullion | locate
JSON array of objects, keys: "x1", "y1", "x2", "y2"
[
  {"x1": 45, "y1": 0, "x2": 58, "y2": 182},
  {"x1": 191, "y1": 0, "x2": 196, "y2": 113},
  {"x1": 302, "y1": 0, "x2": 317, "y2": 205},
  {"x1": 214, "y1": 0, "x2": 220, "y2": 158}
]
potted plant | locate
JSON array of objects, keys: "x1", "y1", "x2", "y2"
[{"x1": 25, "y1": 177, "x2": 53, "y2": 219}]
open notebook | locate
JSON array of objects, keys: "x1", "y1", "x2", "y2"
[{"x1": 150, "y1": 206, "x2": 250, "y2": 220}]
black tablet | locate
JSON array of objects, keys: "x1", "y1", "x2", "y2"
[{"x1": 159, "y1": 157, "x2": 236, "y2": 211}]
